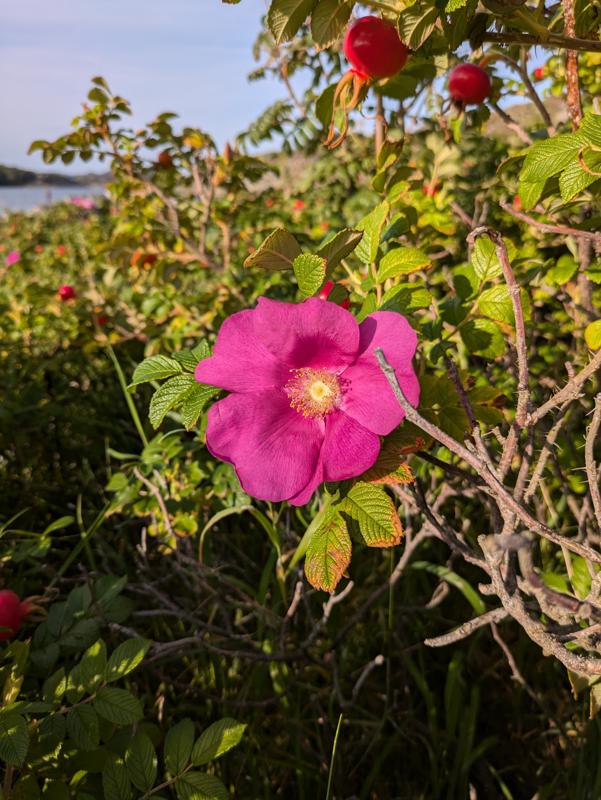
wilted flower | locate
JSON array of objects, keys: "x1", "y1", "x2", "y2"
[{"x1": 195, "y1": 297, "x2": 419, "y2": 505}]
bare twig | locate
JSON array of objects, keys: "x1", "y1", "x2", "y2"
[
  {"x1": 585, "y1": 394, "x2": 601, "y2": 529},
  {"x1": 500, "y1": 201, "x2": 601, "y2": 244},
  {"x1": 424, "y1": 607, "x2": 508, "y2": 647}
]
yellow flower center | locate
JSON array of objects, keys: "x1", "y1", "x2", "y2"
[{"x1": 285, "y1": 368, "x2": 341, "y2": 418}]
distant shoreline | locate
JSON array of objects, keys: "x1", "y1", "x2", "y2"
[{"x1": 0, "y1": 163, "x2": 110, "y2": 188}]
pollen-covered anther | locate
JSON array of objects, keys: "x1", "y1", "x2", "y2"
[{"x1": 285, "y1": 368, "x2": 342, "y2": 418}]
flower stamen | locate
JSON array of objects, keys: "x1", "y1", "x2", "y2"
[{"x1": 285, "y1": 368, "x2": 342, "y2": 418}]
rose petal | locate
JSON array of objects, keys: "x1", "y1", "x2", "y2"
[
  {"x1": 341, "y1": 311, "x2": 419, "y2": 435},
  {"x1": 322, "y1": 411, "x2": 381, "y2": 481},
  {"x1": 253, "y1": 297, "x2": 360, "y2": 372},
  {"x1": 205, "y1": 390, "x2": 324, "y2": 502},
  {"x1": 195, "y1": 309, "x2": 291, "y2": 392}
]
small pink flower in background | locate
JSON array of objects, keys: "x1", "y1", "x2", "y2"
[
  {"x1": 195, "y1": 297, "x2": 419, "y2": 505},
  {"x1": 71, "y1": 196, "x2": 95, "y2": 210},
  {"x1": 5, "y1": 250, "x2": 20, "y2": 267}
]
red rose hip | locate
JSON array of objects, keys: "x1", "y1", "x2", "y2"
[
  {"x1": 448, "y1": 64, "x2": 492, "y2": 105},
  {"x1": 344, "y1": 16, "x2": 408, "y2": 80},
  {"x1": 0, "y1": 590, "x2": 25, "y2": 640},
  {"x1": 58, "y1": 284, "x2": 76, "y2": 301}
]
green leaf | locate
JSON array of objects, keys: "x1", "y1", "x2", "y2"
[
  {"x1": 43, "y1": 515, "x2": 74, "y2": 535},
  {"x1": 411, "y1": 561, "x2": 486, "y2": 614},
  {"x1": 585, "y1": 320, "x2": 601, "y2": 350},
  {"x1": 546, "y1": 254, "x2": 578, "y2": 285},
  {"x1": 311, "y1": 0, "x2": 352, "y2": 47},
  {"x1": 0, "y1": 713, "x2": 28, "y2": 766},
  {"x1": 341, "y1": 483, "x2": 403, "y2": 548},
  {"x1": 559, "y1": 152, "x2": 601, "y2": 201},
  {"x1": 175, "y1": 773, "x2": 228, "y2": 800},
  {"x1": 419, "y1": 374, "x2": 469, "y2": 440},
  {"x1": 471, "y1": 237, "x2": 501, "y2": 281},
  {"x1": 316, "y1": 228, "x2": 363, "y2": 272},
  {"x1": 377, "y1": 247, "x2": 431, "y2": 281},
  {"x1": 149, "y1": 374, "x2": 197, "y2": 428},
  {"x1": 580, "y1": 112, "x2": 601, "y2": 148},
  {"x1": 380, "y1": 283, "x2": 432, "y2": 313},
  {"x1": 355, "y1": 202, "x2": 389, "y2": 264},
  {"x1": 397, "y1": 2, "x2": 439, "y2": 49},
  {"x1": 267, "y1": 0, "x2": 318, "y2": 44},
  {"x1": 125, "y1": 731, "x2": 158, "y2": 792},
  {"x1": 520, "y1": 132, "x2": 587, "y2": 183},
  {"x1": 460, "y1": 318, "x2": 505, "y2": 358},
  {"x1": 173, "y1": 348, "x2": 204, "y2": 372},
  {"x1": 191, "y1": 718, "x2": 247, "y2": 766},
  {"x1": 42, "y1": 667, "x2": 66, "y2": 704},
  {"x1": 446, "y1": 0, "x2": 468, "y2": 9},
  {"x1": 106, "y1": 638, "x2": 150, "y2": 682},
  {"x1": 518, "y1": 178, "x2": 546, "y2": 210},
  {"x1": 243, "y1": 228, "x2": 302, "y2": 270},
  {"x1": 165, "y1": 718, "x2": 196, "y2": 775},
  {"x1": 93, "y1": 687, "x2": 143, "y2": 725},
  {"x1": 130, "y1": 355, "x2": 183, "y2": 387},
  {"x1": 79, "y1": 639, "x2": 107, "y2": 691},
  {"x1": 477, "y1": 285, "x2": 514, "y2": 325},
  {"x1": 102, "y1": 758, "x2": 133, "y2": 800},
  {"x1": 293, "y1": 253, "x2": 327, "y2": 296},
  {"x1": 304, "y1": 513, "x2": 351, "y2": 592},
  {"x1": 180, "y1": 383, "x2": 220, "y2": 430},
  {"x1": 66, "y1": 705, "x2": 100, "y2": 751}
]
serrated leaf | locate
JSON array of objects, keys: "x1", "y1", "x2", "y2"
[
  {"x1": 293, "y1": 253, "x2": 326, "y2": 296},
  {"x1": 471, "y1": 237, "x2": 501, "y2": 281},
  {"x1": 559, "y1": 152, "x2": 601, "y2": 201},
  {"x1": 585, "y1": 320, "x2": 601, "y2": 350},
  {"x1": 355, "y1": 202, "x2": 389, "y2": 264},
  {"x1": 173, "y1": 349, "x2": 203, "y2": 372},
  {"x1": 380, "y1": 283, "x2": 432, "y2": 313},
  {"x1": 149, "y1": 374, "x2": 196, "y2": 428},
  {"x1": 180, "y1": 384, "x2": 220, "y2": 429},
  {"x1": 520, "y1": 132, "x2": 587, "y2": 184},
  {"x1": 79, "y1": 639, "x2": 107, "y2": 692},
  {"x1": 106, "y1": 639, "x2": 150, "y2": 682},
  {"x1": 316, "y1": 228, "x2": 363, "y2": 272},
  {"x1": 191, "y1": 718, "x2": 246, "y2": 766},
  {"x1": 546, "y1": 255, "x2": 578, "y2": 285},
  {"x1": 304, "y1": 513, "x2": 351, "y2": 592},
  {"x1": 397, "y1": 2, "x2": 439, "y2": 49},
  {"x1": 93, "y1": 687, "x2": 143, "y2": 725},
  {"x1": 165, "y1": 718, "x2": 195, "y2": 775},
  {"x1": 243, "y1": 228, "x2": 302, "y2": 270},
  {"x1": 66, "y1": 705, "x2": 100, "y2": 751},
  {"x1": 175, "y1": 772, "x2": 228, "y2": 800},
  {"x1": 0, "y1": 713, "x2": 28, "y2": 766},
  {"x1": 102, "y1": 758, "x2": 132, "y2": 800},
  {"x1": 377, "y1": 247, "x2": 431, "y2": 281},
  {"x1": 460, "y1": 318, "x2": 505, "y2": 358},
  {"x1": 130, "y1": 355, "x2": 183, "y2": 387},
  {"x1": 341, "y1": 483, "x2": 403, "y2": 548},
  {"x1": 267, "y1": 0, "x2": 317, "y2": 43},
  {"x1": 580, "y1": 112, "x2": 601, "y2": 148},
  {"x1": 419, "y1": 374, "x2": 469, "y2": 440},
  {"x1": 311, "y1": 0, "x2": 352, "y2": 47},
  {"x1": 518, "y1": 178, "x2": 546, "y2": 210},
  {"x1": 477, "y1": 285, "x2": 514, "y2": 324},
  {"x1": 125, "y1": 732, "x2": 158, "y2": 792},
  {"x1": 446, "y1": 0, "x2": 468, "y2": 9}
]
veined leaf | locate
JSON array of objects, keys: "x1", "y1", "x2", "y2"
[
  {"x1": 175, "y1": 772, "x2": 228, "y2": 800},
  {"x1": 106, "y1": 638, "x2": 150, "y2": 682},
  {"x1": 293, "y1": 253, "x2": 327, "y2": 297},
  {"x1": 243, "y1": 227, "x2": 302, "y2": 270},
  {"x1": 130, "y1": 355, "x2": 182, "y2": 387},
  {"x1": 316, "y1": 228, "x2": 363, "y2": 271},
  {"x1": 102, "y1": 757, "x2": 132, "y2": 800},
  {"x1": 267, "y1": 0, "x2": 318, "y2": 44},
  {"x1": 93, "y1": 687, "x2": 143, "y2": 725},
  {"x1": 304, "y1": 513, "x2": 351, "y2": 592},
  {"x1": 165, "y1": 718, "x2": 195, "y2": 775},
  {"x1": 311, "y1": 0, "x2": 352, "y2": 47},
  {"x1": 125, "y1": 732, "x2": 158, "y2": 792},
  {"x1": 341, "y1": 483, "x2": 403, "y2": 548},
  {"x1": 148, "y1": 374, "x2": 196, "y2": 428},
  {"x1": 377, "y1": 247, "x2": 431, "y2": 281},
  {"x1": 355, "y1": 202, "x2": 389, "y2": 264},
  {"x1": 0, "y1": 713, "x2": 29, "y2": 766},
  {"x1": 191, "y1": 718, "x2": 247, "y2": 766}
]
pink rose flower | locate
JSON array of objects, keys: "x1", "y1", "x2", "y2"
[
  {"x1": 195, "y1": 297, "x2": 419, "y2": 505},
  {"x1": 71, "y1": 196, "x2": 95, "y2": 210},
  {"x1": 5, "y1": 250, "x2": 20, "y2": 267}
]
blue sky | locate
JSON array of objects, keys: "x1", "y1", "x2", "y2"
[{"x1": 0, "y1": 0, "x2": 285, "y2": 172}]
